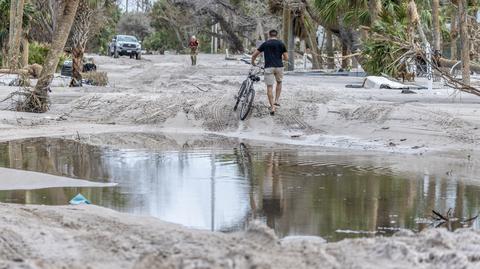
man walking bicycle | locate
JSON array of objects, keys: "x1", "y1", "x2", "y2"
[{"x1": 251, "y1": 30, "x2": 288, "y2": 115}]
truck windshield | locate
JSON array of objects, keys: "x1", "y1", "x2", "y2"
[{"x1": 117, "y1": 36, "x2": 137, "y2": 42}]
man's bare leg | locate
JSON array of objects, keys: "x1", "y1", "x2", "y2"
[
  {"x1": 267, "y1": 85, "x2": 275, "y2": 113},
  {"x1": 275, "y1": 82, "x2": 282, "y2": 105}
]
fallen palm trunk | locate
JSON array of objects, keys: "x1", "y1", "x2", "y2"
[
  {"x1": 0, "y1": 69, "x2": 28, "y2": 75},
  {"x1": 439, "y1": 58, "x2": 480, "y2": 74}
]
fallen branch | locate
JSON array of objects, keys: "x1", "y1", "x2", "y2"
[
  {"x1": 1, "y1": 87, "x2": 49, "y2": 113},
  {"x1": 193, "y1": 84, "x2": 209, "y2": 92}
]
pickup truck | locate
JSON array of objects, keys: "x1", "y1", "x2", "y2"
[{"x1": 109, "y1": 35, "x2": 142, "y2": 60}]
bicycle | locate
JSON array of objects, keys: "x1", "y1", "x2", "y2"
[{"x1": 234, "y1": 59, "x2": 264, "y2": 120}]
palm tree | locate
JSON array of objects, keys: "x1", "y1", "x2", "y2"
[
  {"x1": 368, "y1": 0, "x2": 382, "y2": 24},
  {"x1": 458, "y1": 0, "x2": 469, "y2": 84},
  {"x1": 30, "y1": 0, "x2": 80, "y2": 112},
  {"x1": 70, "y1": 0, "x2": 110, "y2": 87},
  {"x1": 450, "y1": 7, "x2": 458, "y2": 60},
  {"x1": 432, "y1": 0, "x2": 441, "y2": 52}
]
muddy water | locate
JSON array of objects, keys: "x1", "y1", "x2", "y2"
[{"x1": 0, "y1": 137, "x2": 479, "y2": 241}]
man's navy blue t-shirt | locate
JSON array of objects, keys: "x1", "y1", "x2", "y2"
[{"x1": 258, "y1": 39, "x2": 287, "y2": 68}]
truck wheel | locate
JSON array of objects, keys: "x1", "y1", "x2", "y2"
[
  {"x1": 129, "y1": 54, "x2": 133, "y2": 59},
  {"x1": 136, "y1": 53, "x2": 141, "y2": 60},
  {"x1": 114, "y1": 49, "x2": 119, "y2": 58}
]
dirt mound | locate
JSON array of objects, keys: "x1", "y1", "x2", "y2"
[{"x1": 0, "y1": 203, "x2": 480, "y2": 268}]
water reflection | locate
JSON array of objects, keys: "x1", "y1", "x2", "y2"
[{"x1": 0, "y1": 137, "x2": 478, "y2": 241}]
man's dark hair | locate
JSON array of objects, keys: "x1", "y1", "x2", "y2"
[{"x1": 269, "y1": 30, "x2": 278, "y2": 37}]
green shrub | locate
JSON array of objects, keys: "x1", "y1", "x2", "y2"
[
  {"x1": 28, "y1": 42, "x2": 70, "y2": 71},
  {"x1": 28, "y1": 42, "x2": 49, "y2": 65}
]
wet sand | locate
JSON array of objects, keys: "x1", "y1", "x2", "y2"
[{"x1": 0, "y1": 167, "x2": 116, "y2": 190}]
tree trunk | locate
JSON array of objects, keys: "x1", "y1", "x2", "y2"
[
  {"x1": 432, "y1": 0, "x2": 441, "y2": 52},
  {"x1": 326, "y1": 30, "x2": 334, "y2": 69},
  {"x1": 459, "y1": 0, "x2": 470, "y2": 84},
  {"x1": 1, "y1": 46, "x2": 7, "y2": 68},
  {"x1": 33, "y1": 0, "x2": 80, "y2": 112},
  {"x1": 341, "y1": 44, "x2": 349, "y2": 69},
  {"x1": 368, "y1": 0, "x2": 381, "y2": 24},
  {"x1": 70, "y1": 47, "x2": 84, "y2": 87},
  {"x1": 21, "y1": 37, "x2": 29, "y2": 68},
  {"x1": 451, "y1": 9, "x2": 458, "y2": 60},
  {"x1": 7, "y1": 0, "x2": 25, "y2": 70}
]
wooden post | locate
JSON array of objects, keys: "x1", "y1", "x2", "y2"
[
  {"x1": 287, "y1": 12, "x2": 295, "y2": 71},
  {"x1": 459, "y1": 0, "x2": 470, "y2": 84},
  {"x1": 326, "y1": 30, "x2": 334, "y2": 69},
  {"x1": 432, "y1": 0, "x2": 441, "y2": 52},
  {"x1": 214, "y1": 24, "x2": 218, "y2": 53},
  {"x1": 282, "y1": 6, "x2": 289, "y2": 44},
  {"x1": 211, "y1": 24, "x2": 214, "y2": 54},
  {"x1": 451, "y1": 9, "x2": 458, "y2": 60}
]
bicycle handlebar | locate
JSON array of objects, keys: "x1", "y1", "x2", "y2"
[
  {"x1": 240, "y1": 59, "x2": 250, "y2": 65},
  {"x1": 240, "y1": 58, "x2": 264, "y2": 69}
]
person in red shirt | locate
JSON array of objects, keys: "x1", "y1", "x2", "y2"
[{"x1": 189, "y1": 36, "x2": 199, "y2": 66}]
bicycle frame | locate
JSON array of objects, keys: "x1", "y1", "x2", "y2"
[{"x1": 234, "y1": 60, "x2": 264, "y2": 120}]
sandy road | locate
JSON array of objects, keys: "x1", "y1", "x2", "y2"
[
  {"x1": 63, "y1": 54, "x2": 480, "y2": 154},
  {"x1": 1, "y1": 53, "x2": 479, "y2": 155}
]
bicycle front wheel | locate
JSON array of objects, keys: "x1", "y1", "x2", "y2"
[
  {"x1": 239, "y1": 88, "x2": 255, "y2": 120},
  {"x1": 234, "y1": 80, "x2": 248, "y2": 111}
]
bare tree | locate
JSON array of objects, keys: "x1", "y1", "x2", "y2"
[
  {"x1": 69, "y1": 0, "x2": 105, "y2": 86},
  {"x1": 30, "y1": 0, "x2": 63, "y2": 43},
  {"x1": 117, "y1": 12, "x2": 152, "y2": 40}
]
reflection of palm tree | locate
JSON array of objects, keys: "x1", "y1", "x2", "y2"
[{"x1": 234, "y1": 143, "x2": 258, "y2": 221}]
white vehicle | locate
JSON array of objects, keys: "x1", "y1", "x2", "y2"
[{"x1": 109, "y1": 35, "x2": 142, "y2": 60}]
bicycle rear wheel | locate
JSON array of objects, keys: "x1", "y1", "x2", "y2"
[
  {"x1": 239, "y1": 88, "x2": 255, "y2": 120},
  {"x1": 234, "y1": 80, "x2": 248, "y2": 111}
]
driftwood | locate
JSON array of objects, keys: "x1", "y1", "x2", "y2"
[
  {"x1": 0, "y1": 69, "x2": 28, "y2": 75},
  {"x1": 430, "y1": 208, "x2": 478, "y2": 230}
]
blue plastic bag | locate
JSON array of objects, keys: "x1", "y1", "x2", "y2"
[{"x1": 69, "y1": 194, "x2": 91, "y2": 205}]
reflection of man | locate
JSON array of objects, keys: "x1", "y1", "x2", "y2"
[
  {"x1": 263, "y1": 152, "x2": 283, "y2": 226},
  {"x1": 189, "y1": 36, "x2": 199, "y2": 66}
]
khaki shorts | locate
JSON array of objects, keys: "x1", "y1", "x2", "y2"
[{"x1": 264, "y1": 67, "x2": 284, "y2": 86}]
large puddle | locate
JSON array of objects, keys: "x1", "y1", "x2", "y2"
[{"x1": 0, "y1": 136, "x2": 479, "y2": 241}]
